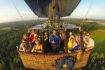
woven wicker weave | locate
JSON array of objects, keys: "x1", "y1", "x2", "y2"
[{"x1": 19, "y1": 50, "x2": 91, "y2": 70}]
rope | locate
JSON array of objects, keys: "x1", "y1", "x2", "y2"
[
  {"x1": 11, "y1": 0, "x2": 28, "y2": 29},
  {"x1": 79, "y1": 0, "x2": 94, "y2": 29},
  {"x1": 78, "y1": 0, "x2": 94, "y2": 57}
]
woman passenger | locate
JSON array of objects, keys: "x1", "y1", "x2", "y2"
[
  {"x1": 67, "y1": 32, "x2": 80, "y2": 53},
  {"x1": 43, "y1": 31, "x2": 51, "y2": 53},
  {"x1": 59, "y1": 30, "x2": 66, "y2": 52},
  {"x1": 31, "y1": 40, "x2": 43, "y2": 53}
]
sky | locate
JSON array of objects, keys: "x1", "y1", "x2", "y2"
[{"x1": 0, "y1": 0, "x2": 105, "y2": 23}]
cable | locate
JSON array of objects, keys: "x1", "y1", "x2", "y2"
[
  {"x1": 79, "y1": 0, "x2": 94, "y2": 28},
  {"x1": 11, "y1": 0, "x2": 28, "y2": 29}
]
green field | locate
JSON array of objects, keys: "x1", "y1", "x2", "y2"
[
  {"x1": 91, "y1": 29, "x2": 105, "y2": 53},
  {"x1": 0, "y1": 27, "x2": 12, "y2": 31}
]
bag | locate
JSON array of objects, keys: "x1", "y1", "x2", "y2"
[{"x1": 55, "y1": 56, "x2": 76, "y2": 70}]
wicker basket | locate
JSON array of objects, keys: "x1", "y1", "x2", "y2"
[{"x1": 19, "y1": 50, "x2": 91, "y2": 70}]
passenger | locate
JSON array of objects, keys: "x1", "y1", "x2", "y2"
[
  {"x1": 29, "y1": 30, "x2": 38, "y2": 47},
  {"x1": 84, "y1": 33, "x2": 94, "y2": 51},
  {"x1": 23, "y1": 34, "x2": 31, "y2": 49},
  {"x1": 59, "y1": 30, "x2": 66, "y2": 52},
  {"x1": 31, "y1": 40, "x2": 43, "y2": 53},
  {"x1": 19, "y1": 39, "x2": 28, "y2": 52},
  {"x1": 23, "y1": 34, "x2": 28, "y2": 41},
  {"x1": 67, "y1": 32, "x2": 75, "y2": 51},
  {"x1": 43, "y1": 31, "x2": 51, "y2": 53},
  {"x1": 49, "y1": 30, "x2": 60, "y2": 53},
  {"x1": 67, "y1": 32, "x2": 79, "y2": 53}
]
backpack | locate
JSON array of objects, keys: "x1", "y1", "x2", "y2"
[{"x1": 55, "y1": 56, "x2": 76, "y2": 70}]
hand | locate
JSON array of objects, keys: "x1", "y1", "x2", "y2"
[{"x1": 52, "y1": 41, "x2": 55, "y2": 43}]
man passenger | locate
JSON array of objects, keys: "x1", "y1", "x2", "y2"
[
  {"x1": 84, "y1": 33, "x2": 94, "y2": 51},
  {"x1": 49, "y1": 30, "x2": 60, "y2": 53},
  {"x1": 29, "y1": 30, "x2": 38, "y2": 48}
]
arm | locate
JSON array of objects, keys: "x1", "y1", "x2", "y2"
[
  {"x1": 19, "y1": 44, "x2": 23, "y2": 51},
  {"x1": 31, "y1": 46, "x2": 36, "y2": 53},
  {"x1": 49, "y1": 34, "x2": 54, "y2": 43},
  {"x1": 85, "y1": 46, "x2": 93, "y2": 51}
]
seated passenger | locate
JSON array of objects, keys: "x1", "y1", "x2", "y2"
[
  {"x1": 31, "y1": 40, "x2": 43, "y2": 53},
  {"x1": 84, "y1": 33, "x2": 94, "y2": 51},
  {"x1": 67, "y1": 32, "x2": 79, "y2": 53},
  {"x1": 23, "y1": 34, "x2": 31, "y2": 49},
  {"x1": 71, "y1": 35, "x2": 80, "y2": 52},
  {"x1": 29, "y1": 30, "x2": 38, "y2": 47},
  {"x1": 49, "y1": 30, "x2": 60, "y2": 52},
  {"x1": 67, "y1": 32, "x2": 75, "y2": 50},
  {"x1": 19, "y1": 39, "x2": 28, "y2": 52}
]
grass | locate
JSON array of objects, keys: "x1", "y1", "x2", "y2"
[
  {"x1": 91, "y1": 29, "x2": 105, "y2": 54},
  {"x1": 0, "y1": 27, "x2": 12, "y2": 31},
  {"x1": 83, "y1": 29, "x2": 105, "y2": 70}
]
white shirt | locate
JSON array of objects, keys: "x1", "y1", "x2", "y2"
[
  {"x1": 86, "y1": 38, "x2": 94, "y2": 48},
  {"x1": 20, "y1": 44, "x2": 26, "y2": 52},
  {"x1": 83, "y1": 35, "x2": 88, "y2": 42}
]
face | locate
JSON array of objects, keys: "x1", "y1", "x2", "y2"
[
  {"x1": 86, "y1": 33, "x2": 91, "y2": 38},
  {"x1": 53, "y1": 30, "x2": 56, "y2": 35},
  {"x1": 86, "y1": 33, "x2": 90, "y2": 36},
  {"x1": 23, "y1": 34, "x2": 27, "y2": 38},
  {"x1": 45, "y1": 32, "x2": 48, "y2": 35},
  {"x1": 69, "y1": 32, "x2": 72, "y2": 36},
  {"x1": 35, "y1": 41, "x2": 40, "y2": 45},
  {"x1": 22, "y1": 40, "x2": 26, "y2": 45}
]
